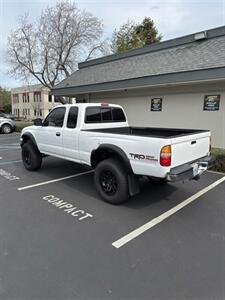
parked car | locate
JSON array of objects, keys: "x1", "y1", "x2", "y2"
[
  {"x1": 20, "y1": 103, "x2": 215, "y2": 204},
  {"x1": 0, "y1": 116, "x2": 16, "y2": 134},
  {"x1": 0, "y1": 112, "x2": 15, "y2": 120}
]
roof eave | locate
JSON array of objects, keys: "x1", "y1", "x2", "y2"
[{"x1": 51, "y1": 67, "x2": 225, "y2": 96}]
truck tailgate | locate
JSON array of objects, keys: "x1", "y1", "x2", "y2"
[{"x1": 171, "y1": 132, "x2": 210, "y2": 168}]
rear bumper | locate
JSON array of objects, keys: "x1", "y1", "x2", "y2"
[{"x1": 167, "y1": 155, "x2": 216, "y2": 182}]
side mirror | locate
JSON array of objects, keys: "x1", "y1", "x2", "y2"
[{"x1": 33, "y1": 118, "x2": 43, "y2": 126}]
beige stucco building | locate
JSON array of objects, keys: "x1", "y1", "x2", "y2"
[
  {"x1": 52, "y1": 26, "x2": 225, "y2": 148},
  {"x1": 11, "y1": 84, "x2": 75, "y2": 120}
]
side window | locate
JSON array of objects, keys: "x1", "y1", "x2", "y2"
[
  {"x1": 112, "y1": 108, "x2": 126, "y2": 122},
  {"x1": 67, "y1": 107, "x2": 78, "y2": 128},
  {"x1": 85, "y1": 107, "x2": 101, "y2": 123},
  {"x1": 43, "y1": 107, "x2": 66, "y2": 127}
]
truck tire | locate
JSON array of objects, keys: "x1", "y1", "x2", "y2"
[
  {"x1": 22, "y1": 142, "x2": 42, "y2": 171},
  {"x1": 1, "y1": 124, "x2": 12, "y2": 134},
  {"x1": 94, "y1": 158, "x2": 129, "y2": 205}
]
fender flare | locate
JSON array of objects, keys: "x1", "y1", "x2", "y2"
[
  {"x1": 20, "y1": 132, "x2": 38, "y2": 149},
  {"x1": 91, "y1": 143, "x2": 133, "y2": 173}
]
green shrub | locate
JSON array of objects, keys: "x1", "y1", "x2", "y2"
[{"x1": 15, "y1": 121, "x2": 32, "y2": 132}]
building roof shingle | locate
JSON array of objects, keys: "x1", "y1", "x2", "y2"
[{"x1": 52, "y1": 26, "x2": 225, "y2": 95}]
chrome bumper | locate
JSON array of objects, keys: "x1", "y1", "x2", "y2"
[{"x1": 167, "y1": 155, "x2": 216, "y2": 182}]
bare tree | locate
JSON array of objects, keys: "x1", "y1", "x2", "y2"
[{"x1": 8, "y1": 1, "x2": 108, "y2": 88}]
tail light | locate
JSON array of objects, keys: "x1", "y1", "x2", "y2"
[{"x1": 160, "y1": 145, "x2": 171, "y2": 167}]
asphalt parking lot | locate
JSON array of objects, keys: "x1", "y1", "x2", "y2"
[{"x1": 0, "y1": 133, "x2": 225, "y2": 300}]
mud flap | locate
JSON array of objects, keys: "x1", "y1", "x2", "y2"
[{"x1": 128, "y1": 174, "x2": 140, "y2": 196}]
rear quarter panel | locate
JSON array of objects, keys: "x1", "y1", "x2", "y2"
[{"x1": 78, "y1": 131, "x2": 171, "y2": 178}]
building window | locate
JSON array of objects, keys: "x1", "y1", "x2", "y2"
[
  {"x1": 22, "y1": 93, "x2": 29, "y2": 103},
  {"x1": 34, "y1": 109, "x2": 42, "y2": 117},
  {"x1": 48, "y1": 95, "x2": 52, "y2": 102},
  {"x1": 22, "y1": 108, "x2": 28, "y2": 116},
  {"x1": 34, "y1": 92, "x2": 41, "y2": 102},
  {"x1": 13, "y1": 94, "x2": 19, "y2": 103}
]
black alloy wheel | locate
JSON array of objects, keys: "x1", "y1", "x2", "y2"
[
  {"x1": 99, "y1": 170, "x2": 118, "y2": 195},
  {"x1": 94, "y1": 158, "x2": 129, "y2": 204}
]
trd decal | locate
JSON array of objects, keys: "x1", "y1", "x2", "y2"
[{"x1": 129, "y1": 153, "x2": 158, "y2": 162}]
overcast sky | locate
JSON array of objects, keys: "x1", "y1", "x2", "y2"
[{"x1": 0, "y1": 0, "x2": 225, "y2": 88}]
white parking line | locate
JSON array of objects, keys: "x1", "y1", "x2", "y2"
[
  {"x1": 112, "y1": 176, "x2": 225, "y2": 249},
  {"x1": 18, "y1": 170, "x2": 94, "y2": 191},
  {"x1": 0, "y1": 160, "x2": 22, "y2": 165},
  {"x1": 0, "y1": 137, "x2": 19, "y2": 141},
  {"x1": 0, "y1": 148, "x2": 20, "y2": 152},
  {"x1": 0, "y1": 143, "x2": 19, "y2": 146}
]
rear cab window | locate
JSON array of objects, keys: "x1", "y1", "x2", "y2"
[{"x1": 85, "y1": 107, "x2": 126, "y2": 123}]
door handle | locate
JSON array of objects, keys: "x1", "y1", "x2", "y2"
[{"x1": 56, "y1": 132, "x2": 61, "y2": 136}]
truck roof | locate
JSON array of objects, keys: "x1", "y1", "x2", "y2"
[{"x1": 57, "y1": 103, "x2": 122, "y2": 108}]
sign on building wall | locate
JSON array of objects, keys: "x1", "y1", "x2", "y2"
[
  {"x1": 151, "y1": 98, "x2": 162, "y2": 111},
  {"x1": 203, "y1": 95, "x2": 220, "y2": 111}
]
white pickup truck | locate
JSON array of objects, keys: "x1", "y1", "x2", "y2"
[{"x1": 20, "y1": 103, "x2": 215, "y2": 204}]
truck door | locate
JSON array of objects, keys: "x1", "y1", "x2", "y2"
[
  {"x1": 36, "y1": 107, "x2": 66, "y2": 156},
  {"x1": 63, "y1": 106, "x2": 80, "y2": 161}
]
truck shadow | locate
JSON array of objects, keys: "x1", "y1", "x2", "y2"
[
  {"x1": 125, "y1": 178, "x2": 178, "y2": 209},
  {"x1": 39, "y1": 158, "x2": 179, "y2": 209},
  {"x1": 60, "y1": 171, "x2": 178, "y2": 210}
]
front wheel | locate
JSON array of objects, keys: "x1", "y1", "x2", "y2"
[
  {"x1": 22, "y1": 142, "x2": 42, "y2": 171},
  {"x1": 94, "y1": 158, "x2": 129, "y2": 205}
]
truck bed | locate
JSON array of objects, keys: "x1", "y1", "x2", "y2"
[{"x1": 85, "y1": 126, "x2": 209, "y2": 139}]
